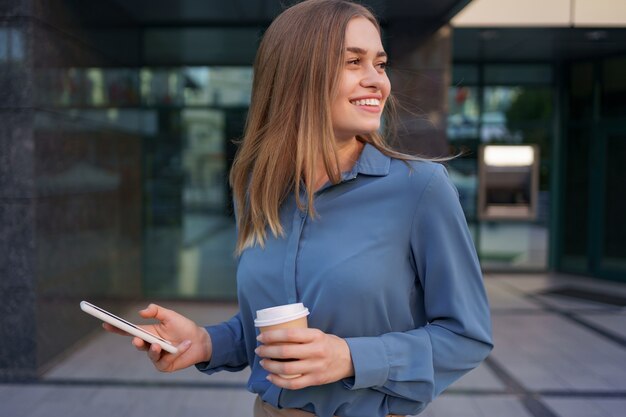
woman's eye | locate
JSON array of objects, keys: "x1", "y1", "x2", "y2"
[
  {"x1": 347, "y1": 58, "x2": 360, "y2": 65},
  {"x1": 377, "y1": 62, "x2": 388, "y2": 70}
]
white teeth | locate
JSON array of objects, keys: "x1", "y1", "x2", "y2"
[{"x1": 351, "y1": 98, "x2": 380, "y2": 106}]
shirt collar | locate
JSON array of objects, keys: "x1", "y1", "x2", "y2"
[{"x1": 352, "y1": 142, "x2": 391, "y2": 177}]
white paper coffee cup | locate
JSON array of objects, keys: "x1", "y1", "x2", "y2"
[
  {"x1": 254, "y1": 303, "x2": 309, "y2": 328},
  {"x1": 255, "y1": 303, "x2": 310, "y2": 379}
]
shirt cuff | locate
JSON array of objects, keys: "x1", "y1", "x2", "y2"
[
  {"x1": 343, "y1": 336, "x2": 390, "y2": 390},
  {"x1": 194, "y1": 324, "x2": 236, "y2": 373}
]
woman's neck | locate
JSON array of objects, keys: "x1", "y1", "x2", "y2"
[{"x1": 313, "y1": 137, "x2": 364, "y2": 192}]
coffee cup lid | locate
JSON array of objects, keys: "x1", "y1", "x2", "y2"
[{"x1": 254, "y1": 303, "x2": 310, "y2": 327}]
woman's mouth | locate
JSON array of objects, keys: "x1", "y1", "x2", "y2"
[
  {"x1": 350, "y1": 98, "x2": 381, "y2": 106},
  {"x1": 350, "y1": 98, "x2": 382, "y2": 113}
]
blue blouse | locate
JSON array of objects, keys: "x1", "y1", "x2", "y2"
[{"x1": 197, "y1": 143, "x2": 493, "y2": 417}]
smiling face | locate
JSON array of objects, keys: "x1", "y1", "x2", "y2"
[{"x1": 331, "y1": 17, "x2": 391, "y2": 143}]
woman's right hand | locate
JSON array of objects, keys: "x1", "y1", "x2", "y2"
[{"x1": 103, "y1": 303, "x2": 212, "y2": 373}]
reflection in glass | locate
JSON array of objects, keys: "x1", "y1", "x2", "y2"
[
  {"x1": 33, "y1": 66, "x2": 251, "y2": 299},
  {"x1": 140, "y1": 67, "x2": 253, "y2": 108},
  {"x1": 479, "y1": 222, "x2": 548, "y2": 270},
  {"x1": 182, "y1": 109, "x2": 226, "y2": 212},
  {"x1": 447, "y1": 157, "x2": 477, "y2": 221},
  {"x1": 481, "y1": 87, "x2": 553, "y2": 143},
  {"x1": 0, "y1": 28, "x2": 7, "y2": 61},
  {"x1": 447, "y1": 86, "x2": 479, "y2": 141},
  {"x1": 10, "y1": 27, "x2": 24, "y2": 61},
  {"x1": 184, "y1": 67, "x2": 253, "y2": 107},
  {"x1": 141, "y1": 68, "x2": 184, "y2": 106},
  {"x1": 0, "y1": 27, "x2": 25, "y2": 62}
]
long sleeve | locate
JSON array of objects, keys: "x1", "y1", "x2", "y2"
[
  {"x1": 195, "y1": 312, "x2": 249, "y2": 374},
  {"x1": 343, "y1": 164, "x2": 493, "y2": 409}
]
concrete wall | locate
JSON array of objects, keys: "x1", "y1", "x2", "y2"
[{"x1": 388, "y1": 23, "x2": 452, "y2": 158}]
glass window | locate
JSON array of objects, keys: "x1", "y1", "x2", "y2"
[
  {"x1": 452, "y1": 64, "x2": 479, "y2": 85},
  {"x1": 602, "y1": 57, "x2": 626, "y2": 119},
  {"x1": 484, "y1": 64, "x2": 552, "y2": 85},
  {"x1": 61, "y1": 68, "x2": 87, "y2": 106},
  {"x1": 569, "y1": 62, "x2": 594, "y2": 120},
  {"x1": 447, "y1": 86, "x2": 479, "y2": 141},
  {"x1": 561, "y1": 128, "x2": 590, "y2": 270},
  {"x1": 10, "y1": 27, "x2": 24, "y2": 61},
  {"x1": 481, "y1": 87, "x2": 553, "y2": 143},
  {"x1": 447, "y1": 157, "x2": 478, "y2": 221},
  {"x1": 0, "y1": 27, "x2": 7, "y2": 61},
  {"x1": 103, "y1": 68, "x2": 139, "y2": 107},
  {"x1": 183, "y1": 67, "x2": 253, "y2": 107},
  {"x1": 144, "y1": 28, "x2": 261, "y2": 66},
  {"x1": 140, "y1": 67, "x2": 253, "y2": 108},
  {"x1": 478, "y1": 221, "x2": 548, "y2": 270},
  {"x1": 455, "y1": 81, "x2": 555, "y2": 271},
  {"x1": 602, "y1": 133, "x2": 626, "y2": 270},
  {"x1": 141, "y1": 68, "x2": 184, "y2": 106},
  {"x1": 182, "y1": 109, "x2": 226, "y2": 212}
]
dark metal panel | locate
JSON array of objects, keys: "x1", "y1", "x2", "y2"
[
  {"x1": 108, "y1": 0, "x2": 471, "y2": 27},
  {"x1": 454, "y1": 28, "x2": 626, "y2": 62}
]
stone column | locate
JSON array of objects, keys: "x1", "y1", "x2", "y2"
[
  {"x1": 1, "y1": 0, "x2": 143, "y2": 379},
  {"x1": 0, "y1": 0, "x2": 38, "y2": 380}
]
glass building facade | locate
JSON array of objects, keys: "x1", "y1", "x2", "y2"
[
  {"x1": 447, "y1": 63, "x2": 554, "y2": 270},
  {"x1": 34, "y1": 65, "x2": 254, "y2": 302}
]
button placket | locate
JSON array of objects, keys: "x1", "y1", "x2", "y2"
[{"x1": 282, "y1": 205, "x2": 307, "y2": 304}]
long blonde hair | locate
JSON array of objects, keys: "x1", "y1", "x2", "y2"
[{"x1": 230, "y1": 0, "x2": 428, "y2": 254}]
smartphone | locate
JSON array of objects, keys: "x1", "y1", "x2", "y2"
[{"x1": 80, "y1": 300, "x2": 179, "y2": 354}]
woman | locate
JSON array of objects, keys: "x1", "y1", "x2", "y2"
[{"x1": 106, "y1": 1, "x2": 493, "y2": 416}]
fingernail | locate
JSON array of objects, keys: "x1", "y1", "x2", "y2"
[
  {"x1": 254, "y1": 348, "x2": 260, "y2": 354},
  {"x1": 256, "y1": 334, "x2": 262, "y2": 342},
  {"x1": 266, "y1": 375, "x2": 272, "y2": 382}
]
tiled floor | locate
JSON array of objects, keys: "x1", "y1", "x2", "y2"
[{"x1": 1, "y1": 273, "x2": 625, "y2": 417}]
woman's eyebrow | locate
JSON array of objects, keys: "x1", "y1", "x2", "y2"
[{"x1": 346, "y1": 46, "x2": 387, "y2": 58}]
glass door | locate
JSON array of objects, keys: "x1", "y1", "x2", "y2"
[
  {"x1": 597, "y1": 127, "x2": 626, "y2": 281},
  {"x1": 558, "y1": 58, "x2": 626, "y2": 283}
]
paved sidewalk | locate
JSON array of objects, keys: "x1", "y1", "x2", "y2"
[{"x1": 2, "y1": 273, "x2": 626, "y2": 417}]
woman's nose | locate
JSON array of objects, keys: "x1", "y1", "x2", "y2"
[{"x1": 360, "y1": 66, "x2": 384, "y2": 89}]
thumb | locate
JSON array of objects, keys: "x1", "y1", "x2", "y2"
[{"x1": 139, "y1": 303, "x2": 169, "y2": 322}]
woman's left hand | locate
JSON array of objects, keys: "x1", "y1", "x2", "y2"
[{"x1": 255, "y1": 328, "x2": 354, "y2": 389}]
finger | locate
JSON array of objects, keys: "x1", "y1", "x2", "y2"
[
  {"x1": 260, "y1": 358, "x2": 310, "y2": 377},
  {"x1": 102, "y1": 323, "x2": 130, "y2": 337},
  {"x1": 256, "y1": 342, "x2": 312, "y2": 361},
  {"x1": 266, "y1": 372, "x2": 315, "y2": 390},
  {"x1": 147, "y1": 342, "x2": 163, "y2": 363},
  {"x1": 258, "y1": 328, "x2": 319, "y2": 345},
  {"x1": 138, "y1": 303, "x2": 171, "y2": 323},
  {"x1": 132, "y1": 337, "x2": 149, "y2": 351}
]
